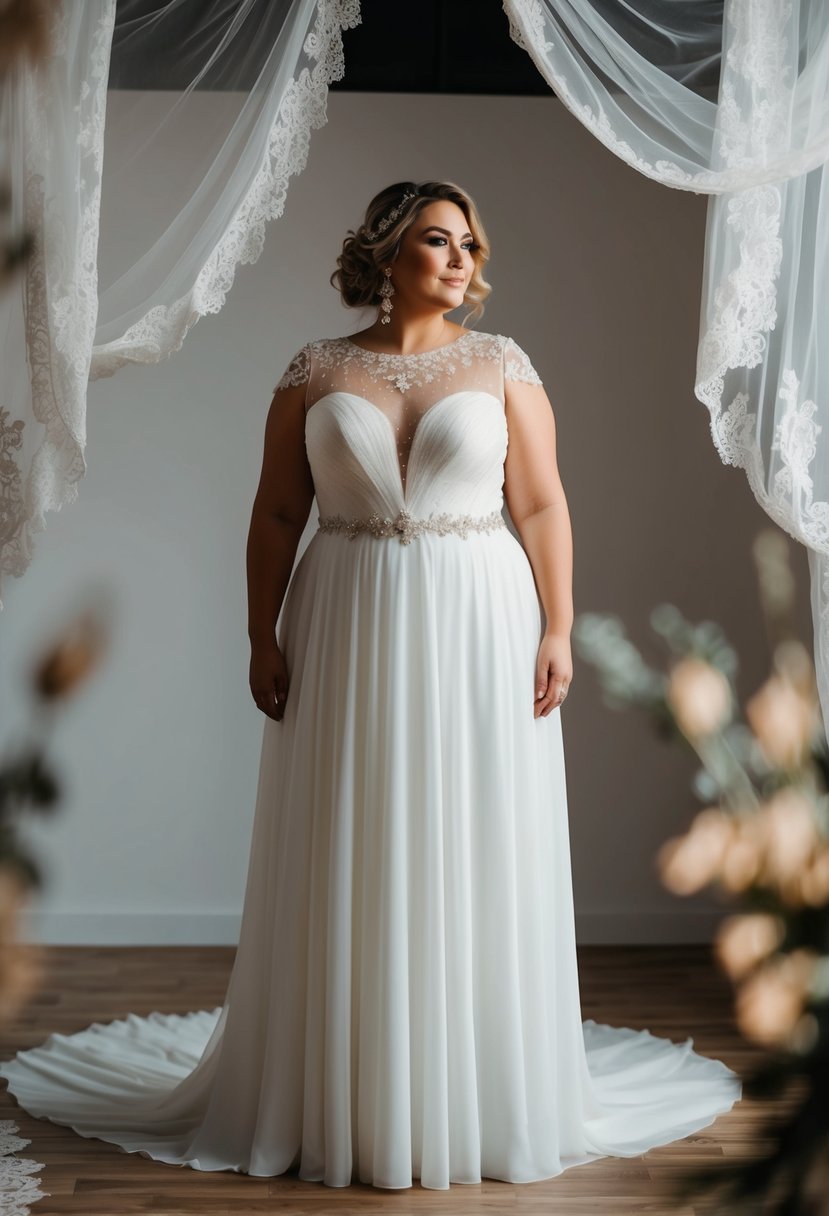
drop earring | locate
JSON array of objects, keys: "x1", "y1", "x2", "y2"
[{"x1": 379, "y1": 267, "x2": 394, "y2": 325}]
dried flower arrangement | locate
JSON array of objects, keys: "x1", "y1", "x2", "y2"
[
  {"x1": 572, "y1": 528, "x2": 829, "y2": 1214},
  {"x1": 0, "y1": 602, "x2": 110, "y2": 1025}
]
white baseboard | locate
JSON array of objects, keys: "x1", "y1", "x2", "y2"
[{"x1": 20, "y1": 907, "x2": 727, "y2": 947}]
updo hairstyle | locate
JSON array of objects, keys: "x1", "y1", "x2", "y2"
[{"x1": 330, "y1": 180, "x2": 492, "y2": 326}]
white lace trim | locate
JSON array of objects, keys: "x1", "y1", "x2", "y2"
[
  {"x1": 694, "y1": 0, "x2": 792, "y2": 477},
  {"x1": 691, "y1": 1, "x2": 829, "y2": 566},
  {"x1": 0, "y1": 1119, "x2": 48, "y2": 1216},
  {"x1": 771, "y1": 373, "x2": 829, "y2": 710},
  {"x1": 714, "y1": 372, "x2": 829, "y2": 546},
  {"x1": 721, "y1": 370, "x2": 829, "y2": 722},
  {"x1": 503, "y1": 0, "x2": 828, "y2": 193},
  {"x1": 0, "y1": 3, "x2": 115, "y2": 606},
  {"x1": 90, "y1": 0, "x2": 361, "y2": 381},
  {"x1": 507, "y1": 0, "x2": 829, "y2": 559},
  {"x1": 274, "y1": 332, "x2": 543, "y2": 395},
  {"x1": 695, "y1": 185, "x2": 783, "y2": 470},
  {"x1": 276, "y1": 344, "x2": 313, "y2": 390},
  {"x1": 504, "y1": 335, "x2": 543, "y2": 385}
]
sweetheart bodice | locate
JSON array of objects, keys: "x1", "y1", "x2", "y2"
[
  {"x1": 305, "y1": 390, "x2": 509, "y2": 519},
  {"x1": 274, "y1": 330, "x2": 544, "y2": 517}
]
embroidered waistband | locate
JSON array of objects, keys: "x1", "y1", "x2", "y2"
[{"x1": 317, "y1": 508, "x2": 506, "y2": 545}]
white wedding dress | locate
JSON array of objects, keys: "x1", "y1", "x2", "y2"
[{"x1": 0, "y1": 330, "x2": 741, "y2": 1191}]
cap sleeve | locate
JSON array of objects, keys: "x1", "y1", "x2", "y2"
[
  {"x1": 503, "y1": 336, "x2": 543, "y2": 386},
  {"x1": 273, "y1": 343, "x2": 311, "y2": 393}
]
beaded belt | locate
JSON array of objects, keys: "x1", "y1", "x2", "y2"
[{"x1": 317, "y1": 508, "x2": 506, "y2": 545}]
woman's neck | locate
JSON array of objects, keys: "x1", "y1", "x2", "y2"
[{"x1": 351, "y1": 314, "x2": 463, "y2": 355}]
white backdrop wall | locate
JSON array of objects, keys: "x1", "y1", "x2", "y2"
[{"x1": 1, "y1": 89, "x2": 812, "y2": 946}]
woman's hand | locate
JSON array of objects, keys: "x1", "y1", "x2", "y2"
[
  {"x1": 534, "y1": 631, "x2": 573, "y2": 718},
  {"x1": 249, "y1": 641, "x2": 289, "y2": 721}
]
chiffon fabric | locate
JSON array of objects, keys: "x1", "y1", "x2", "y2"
[{"x1": 0, "y1": 331, "x2": 741, "y2": 1190}]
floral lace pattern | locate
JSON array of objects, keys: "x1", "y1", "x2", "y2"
[
  {"x1": 276, "y1": 330, "x2": 542, "y2": 495},
  {"x1": 276, "y1": 344, "x2": 313, "y2": 391},
  {"x1": 91, "y1": 0, "x2": 361, "y2": 382},
  {"x1": 1, "y1": 4, "x2": 115, "y2": 608},
  {"x1": 274, "y1": 331, "x2": 543, "y2": 395},
  {"x1": 0, "y1": 408, "x2": 26, "y2": 591},
  {"x1": 505, "y1": 5, "x2": 829, "y2": 526},
  {"x1": 5, "y1": 2, "x2": 361, "y2": 603},
  {"x1": 690, "y1": 0, "x2": 829, "y2": 709},
  {"x1": 0, "y1": 1119, "x2": 48, "y2": 1215},
  {"x1": 504, "y1": 0, "x2": 823, "y2": 193},
  {"x1": 695, "y1": 185, "x2": 783, "y2": 469}
]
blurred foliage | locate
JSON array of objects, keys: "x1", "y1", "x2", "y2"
[{"x1": 573, "y1": 528, "x2": 829, "y2": 1215}]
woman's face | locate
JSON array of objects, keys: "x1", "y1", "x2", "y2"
[{"x1": 389, "y1": 199, "x2": 477, "y2": 315}]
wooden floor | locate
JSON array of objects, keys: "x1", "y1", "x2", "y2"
[{"x1": 0, "y1": 945, "x2": 770, "y2": 1215}]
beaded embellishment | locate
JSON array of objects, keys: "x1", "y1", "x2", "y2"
[
  {"x1": 274, "y1": 332, "x2": 543, "y2": 394},
  {"x1": 365, "y1": 188, "x2": 420, "y2": 240},
  {"x1": 317, "y1": 508, "x2": 506, "y2": 545}
]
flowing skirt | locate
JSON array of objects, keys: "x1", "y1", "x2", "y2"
[{"x1": 0, "y1": 525, "x2": 741, "y2": 1190}]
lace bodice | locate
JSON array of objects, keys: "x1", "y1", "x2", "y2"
[{"x1": 275, "y1": 330, "x2": 542, "y2": 498}]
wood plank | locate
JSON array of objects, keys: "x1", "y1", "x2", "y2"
[{"x1": 0, "y1": 945, "x2": 761, "y2": 1214}]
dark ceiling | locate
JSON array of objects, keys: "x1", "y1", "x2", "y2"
[
  {"x1": 109, "y1": 0, "x2": 722, "y2": 97},
  {"x1": 332, "y1": 1, "x2": 551, "y2": 96}
]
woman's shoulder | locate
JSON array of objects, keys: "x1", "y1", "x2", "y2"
[
  {"x1": 492, "y1": 333, "x2": 544, "y2": 386},
  {"x1": 462, "y1": 330, "x2": 531, "y2": 357},
  {"x1": 463, "y1": 331, "x2": 542, "y2": 379},
  {"x1": 272, "y1": 336, "x2": 339, "y2": 392}
]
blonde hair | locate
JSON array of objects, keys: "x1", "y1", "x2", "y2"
[{"x1": 330, "y1": 180, "x2": 492, "y2": 326}]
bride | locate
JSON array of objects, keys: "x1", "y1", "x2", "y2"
[
  {"x1": 248, "y1": 181, "x2": 574, "y2": 723},
  {"x1": 0, "y1": 179, "x2": 740, "y2": 1192}
]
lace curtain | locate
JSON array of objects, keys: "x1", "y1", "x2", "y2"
[
  {"x1": 5, "y1": 0, "x2": 829, "y2": 739},
  {"x1": 0, "y1": 1, "x2": 115, "y2": 597},
  {"x1": 503, "y1": 0, "x2": 829, "y2": 731},
  {"x1": 0, "y1": 0, "x2": 359, "y2": 606}
]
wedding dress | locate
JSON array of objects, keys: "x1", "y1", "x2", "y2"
[{"x1": 0, "y1": 330, "x2": 741, "y2": 1191}]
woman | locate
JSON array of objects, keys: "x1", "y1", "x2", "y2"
[
  {"x1": 0, "y1": 180, "x2": 740, "y2": 1192},
  {"x1": 248, "y1": 181, "x2": 574, "y2": 731}
]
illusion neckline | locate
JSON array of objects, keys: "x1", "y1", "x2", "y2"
[{"x1": 342, "y1": 330, "x2": 475, "y2": 359}]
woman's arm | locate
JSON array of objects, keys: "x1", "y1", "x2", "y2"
[
  {"x1": 502, "y1": 378, "x2": 574, "y2": 717},
  {"x1": 246, "y1": 379, "x2": 315, "y2": 718}
]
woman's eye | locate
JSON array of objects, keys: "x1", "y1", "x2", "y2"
[{"x1": 426, "y1": 237, "x2": 478, "y2": 251}]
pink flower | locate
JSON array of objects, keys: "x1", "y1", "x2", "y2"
[
  {"x1": 753, "y1": 787, "x2": 821, "y2": 890},
  {"x1": 799, "y1": 846, "x2": 829, "y2": 906},
  {"x1": 714, "y1": 912, "x2": 786, "y2": 980},
  {"x1": 746, "y1": 673, "x2": 819, "y2": 771},
  {"x1": 717, "y1": 815, "x2": 765, "y2": 893},
  {"x1": 657, "y1": 807, "x2": 736, "y2": 895},
  {"x1": 666, "y1": 657, "x2": 732, "y2": 740},
  {"x1": 735, "y1": 949, "x2": 819, "y2": 1047}
]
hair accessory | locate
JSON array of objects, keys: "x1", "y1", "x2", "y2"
[
  {"x1": 365, "y1": 187, "x2": 420, "y2": 240},
  {"x1": 378, "y1": 266, "x2": 394, "y2": 324}
]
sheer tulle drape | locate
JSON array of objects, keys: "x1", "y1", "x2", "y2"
[
  {"x1": 5, "y1": 0, "x2": 829, "y2": 738},
  {"x1": 504, "y1": 0, "x2": 829, "y2": 733},
  {"x1": 0, "y1": 1, "x2": 114, "y2": 600},
  {"x1": 91, "y1": 0, "x2": 360, "y2": 378},
  {"x1": 0, "y1": 0, "x2": 359, "y2": 603}
]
